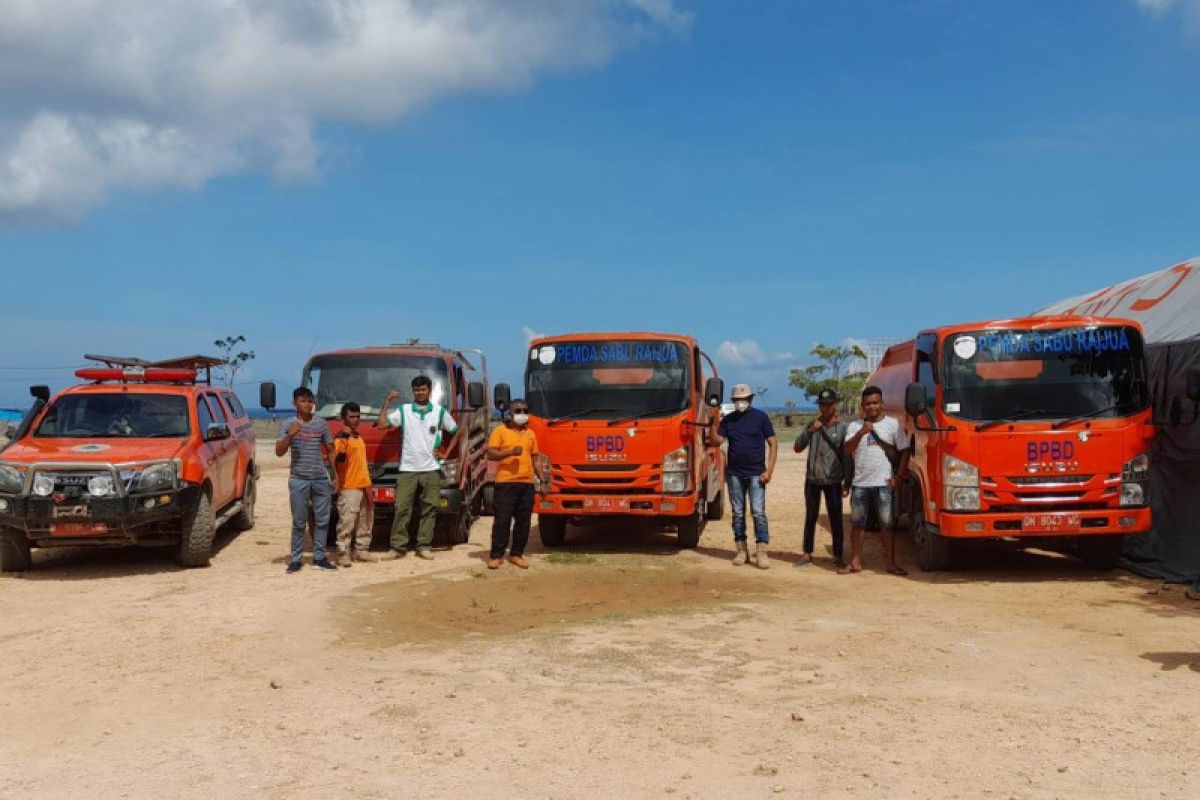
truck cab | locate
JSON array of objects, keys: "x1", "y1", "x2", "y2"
[
  {"x1": 261, "y1": 342, "x2": 491, "y2": 545},
  {"x1": 0, "y1": 355, "x2": 258, "y2": 571},
  {"x1": 874, "y1": 316, "x2": 1200, "y2": 571},
  {"x1": 498, "y1": 332, "x2": 724, "y2": 548}
]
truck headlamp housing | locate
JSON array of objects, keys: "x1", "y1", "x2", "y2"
[
  {"x1": 87, "y1": 475, "x2": 115, "y2": 497},
  {"x1": 663, "y1": 447, "x2": 689, "y2": 472},
  {"x1": 441, "y1": 459, "x2": 460, "y2": 484},
  {"x1": 1121, "y1": 453, "x2": 1150, "y2": 482},
  {"x1": 137, "y1": 462, "x2": 177, "y2": 493},
  {"x1": 945, "y1": 486, "x2": 980, "y2": 511},
  {"x1": 662, "y1": 446, "x2": 689, "y2": 494},
  {"x1": 663, "y1": 472, "x2": 688, "y2": 494},
  {"x1": 0, "y1": 464, "x2": 24, "y2": 494},
  {"x1": 942, "y1": 454, "x2": 979, "y2": 487},
  {"x1": 1119, "y1": 482, "x2": 1145, "y2": 507},
  {"x1": 32, "y1": 473, "x2": 54, "y2": 497}
]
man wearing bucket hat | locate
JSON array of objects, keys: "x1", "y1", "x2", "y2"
[
  {"x1": 709, "y1": 384, "x2": 777, "y2": 568},
  {"x1": 793, "y1": 388, "x2": 850, "y2": 569}
]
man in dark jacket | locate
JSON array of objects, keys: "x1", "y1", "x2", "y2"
[{"x1": 793, "y1": 389, "x2": 849, "y2": 569}]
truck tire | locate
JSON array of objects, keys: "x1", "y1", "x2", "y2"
[
  {"x1": 704, "y1": 487, "x2": 724, "y2": 521},
  {"x1": 228, "y1": 471, "x2": 256, "y2": 532},
  {"x1": 1079, "y1": 534, "x2": 1124, "y2": 570},
  {"x1": 436, "y1": 512, "x2": 472, "y2": 546},
  {"x1": 912, "y1": 509, "x2": 953, "y2": 572},
  {"x1": 676, "y1": 510, "x2": 703, "y2": 548},
  {"x1": 538, "y1": 515, "x2": 567, "y2": 547},
  {"x1": 0, "y1": 528, "x2": 32, "y2": 572},
  {"x1": 178, "y1": 490, "x2": 216, "y2": 568}
]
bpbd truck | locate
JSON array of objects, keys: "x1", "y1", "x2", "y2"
[
  {"x1": 495, "y1": 332, "x2": 724, "y2": 548},
  {"x1": 871, "y1": 315, "x2": 1200, "y2": 570},
  {"x1": 261, "y1": 342, "x2": 492, "y2": 544}
]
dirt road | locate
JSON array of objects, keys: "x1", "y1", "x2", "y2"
[{"x1": 2, "y1": 443, "x2": 1198, "y2": 799}]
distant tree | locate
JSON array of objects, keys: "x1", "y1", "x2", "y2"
[
  {"x1": 213, "y1": 335, "x2": 255, "y2": 387},
  {"x1": 788, "y1": 343, "x2": 868, "y2": 413}
]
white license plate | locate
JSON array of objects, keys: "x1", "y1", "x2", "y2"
[{"x1": 1022, "y1": 513, "x2": 1081, "y2": 533}]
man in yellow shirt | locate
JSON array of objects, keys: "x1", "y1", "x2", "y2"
[
  {"x1": 485, "y1": 398, "x2": 544, "y2": 569},
  {"x1": 333, "y1": 402, "x2": 375, "y2": 565}
]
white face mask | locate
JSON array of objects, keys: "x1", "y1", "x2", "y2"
[
  {"x1": 734, "y1": 400, "x2": 750, "y2": 413},
  {"x1": 511, "y1": 413, "x2": 529, "y2": 426}
]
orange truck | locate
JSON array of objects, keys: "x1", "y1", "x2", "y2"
[
  {"x1": 870, "y1": 316, "x2": 1200, "y2": 571},
  {"x1": 260, "y1": 341, "x2": 492, "y2": 544},
  {"x1": 495, "y1": 332, "x2": 725, "y2": 548}
]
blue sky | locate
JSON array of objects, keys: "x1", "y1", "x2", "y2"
[{"x1": 2, "y1": 0, "x2": 1199, "y2": 408}]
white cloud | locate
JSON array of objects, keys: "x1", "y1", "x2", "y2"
[
  {"x1": 1133, "y1": 0, "x2": 1200, "y2": 33},
  {"x1": 715, "y1": 339, "x2": 795, "y2": 369},
  {"x1": 0, "y1": 0, "x2": 690, "y2": 224}
]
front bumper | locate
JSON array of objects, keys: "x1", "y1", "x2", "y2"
[
  {"x1": 0, "y1": 485, "x2": 202, "y2": 545},
  {"x1": 534, "y1": 492, "x2": 699, "y2": 517},
  {"x1": 939, "y1": 506, "x2": 1151, "y2": 538},
  {"x1": 367, "y1": 485, "x2": 464, "y2": 514}
]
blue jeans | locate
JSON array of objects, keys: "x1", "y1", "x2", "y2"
[
  {"x1": 850, "y1": 485, "x2": 894, "y2": 529},
  {"x1": 727, "y1": 474, "x2": 769, "y2": 544},
  {"x1": 288, "y1": 477, "x2": 332, "y2": 563}
]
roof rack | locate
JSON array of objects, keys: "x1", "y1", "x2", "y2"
[{"x1": 82, "y1": 354, "x2": 226, "y2": 385}]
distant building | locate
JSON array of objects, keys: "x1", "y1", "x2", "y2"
[{"x1": 852, "y1": 338, "x2": 903, "y2": 376}]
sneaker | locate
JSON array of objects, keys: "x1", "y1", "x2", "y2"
[
  {"x1": 313, "y1": 558, "x2": 338, "y2": 571},
  {"x1": 286, "y1": 560, "x2": 302, "y2": 574},
  {"x1": 507, "y1": 555, "x2": 530, "y2": 569},
  {"x1": 352, "y1": 550, "x2": 380, "y2": 563},
  {"x1": 416, "y1": 548, "x2": 434, "y2": 561},
  {"x1": 378, "y1": 549, "x2": 404, "y2": 561}
]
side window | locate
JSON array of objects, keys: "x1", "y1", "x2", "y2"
[
  {"x1": 222, "y1": 392, "x2": 246, "y2": 420},
  {"x1": 205, "y1": 393, "x2": 227, "y2": 425},
  {"x1": 916, "y1": 333, "x2": 938, "y2": 400},
  {"x1": 197, "y1": 396, "x2": 215, "y2": 433},
  {"x1": 454, "y1": 365, "x2": 465, "y2": 406}
]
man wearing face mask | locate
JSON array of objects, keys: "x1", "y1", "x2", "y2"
[
  {"x1": 709, "y1": 384, "x2": 777, "y2": 568},
  {"x1": 485, "y1": 398, "x2": 545, "y2": 570}
]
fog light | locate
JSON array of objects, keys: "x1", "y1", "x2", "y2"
[
  {"x1": 143, "y1": 498, "x2": 156, "y2": 509},
  {"x1": 159, "y1": 495, "x2": 171, "y2": 504},
  {"x1": 438, "y1": 498, "x2": 449, "y2": 509},
  {"x1": 662, "y1": 502, "x2": 675, "y2": 511},
  {"x1": 540, "y1": 501, "x2": 554, "y2": 509},
  {"x1": 966, "y1": 522, "x2": 985, "y2": 532},
  {"x1": 1118, "y1": 516, "x2": 1136, "y2": 527},
  {"x1": 33, "y1": 474, "x2": 54, "y2": 496}
]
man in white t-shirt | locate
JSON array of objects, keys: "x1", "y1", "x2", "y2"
[
  {"x1": 376, "y1": 375, "x2": 458, "y2": 560},
  {"x1": 843, "y1": 385, "x2": 911, "y2": 576}
]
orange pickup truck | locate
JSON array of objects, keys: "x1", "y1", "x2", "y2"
[{"x1": 0, "y1": 355, "x2": 257, "y2": 571}]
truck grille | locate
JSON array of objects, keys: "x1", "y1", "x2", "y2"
[{"x1": 1006, "y1": 474, "x2": 1094, "y2": 485}]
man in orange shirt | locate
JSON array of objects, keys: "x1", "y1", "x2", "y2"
[
  {"x1": 333, "y1": 402, "x2": 375, "y2": 566},
  {"x1": 485, "y1": 398, "x2": 544, "y2": 570}
]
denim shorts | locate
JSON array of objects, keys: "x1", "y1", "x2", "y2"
[{"x1": 850, "y1": 485, "x2": 893, "y2": 528}]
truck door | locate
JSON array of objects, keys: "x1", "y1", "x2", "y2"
[{"x1": 199, "y1": 393, "x2": 237, "y2": 507}]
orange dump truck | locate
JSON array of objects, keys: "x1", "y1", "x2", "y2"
[
  {"x1": 869, "y1": 316, "x2": 1200, "y2": 571},
  {"x1": 495, "y1": 332, "x2": 725, "y2": 548}
]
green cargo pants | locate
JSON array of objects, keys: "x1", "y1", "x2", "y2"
[{"x1": 390, "y1": 470, "x2": 442, "y2": 551}]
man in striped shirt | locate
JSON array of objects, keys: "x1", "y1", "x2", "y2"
[{"x1": 276, "y1": 387, "x2": 340, "y2": 573}]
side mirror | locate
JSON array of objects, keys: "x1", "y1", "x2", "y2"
[
  {"x1": 905, "y1": 383, "x2": 929, "y2": 418},
  {"x1": 205, "y1": 423, "x2": 232, "y2": 442},
  {"x1": 704, "y1": 377, "x2": 724, "y2": 408},
  {"x1": 1187, "y1": 367, "x2": 1200, "y2": 402},
  {"x1": 259, "y1": 381, "x2": 276, "y2": 411},
  {"x1": 29, "y1": 385, "x2": 50, "y2": 402},
  {"x1": 494, "y1": 383, "x2": 511, "y2": 412},
  {"x1": 467, "y1": 381, "x2": 486, "y2": 410}
]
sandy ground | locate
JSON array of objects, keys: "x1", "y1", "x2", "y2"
[{"x1": 2, "y1": 441, "x2": 1199, "y2": 799}]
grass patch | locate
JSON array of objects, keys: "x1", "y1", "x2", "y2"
[{"x1": 544, "y1": 552, "x2": 598, "y2": 566}]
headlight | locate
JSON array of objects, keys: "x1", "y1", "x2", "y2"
[
  {"x1": 441, "y1": 459, "x2": 460, "y2": 483},
  {"x1": 945, "y1": 486, "x2": 980, "y2": 511},
  {"x1": 663, "y1": 447, "x2": 688, "y2": 471},
  {"x1": 0, "y1": 465, "x2": 23, "y2": 494},
  {"x1": 1122, "y1": 453, "x2": 1150, "y2": 482},
  {"x1": 88, "y1": 475, "x2": 115, "y2": 497},
  {"x1": 137, "y1": 463, "x2": 176, "y2": 493},
  {"x1": 942, "y1": 454, "x2": 979, "y2": 487},
  {"x1": 663, "y1": 472, "x2": 688, "y2": 493},
  {"x1": 32, "y1": 473, "x2": 54, "y2": 496},
  {"x1": 1120, "y1": 482, "x2": 1145, "y2": 507}
]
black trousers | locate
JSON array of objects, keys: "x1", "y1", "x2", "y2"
[
  {"x1": 491, "y1": 482, "x2": 535, "y2": 558},
  {"x1": 803, "y1": 481, "x2": 844, "y2": 559}
]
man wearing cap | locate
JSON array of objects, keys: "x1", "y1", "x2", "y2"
[
  {"x1": 709, "y1": 384, "x2": 777, "y2": 569},
  {"x1": 793, "y1": 388, "x2": 849, "y2": 569}
]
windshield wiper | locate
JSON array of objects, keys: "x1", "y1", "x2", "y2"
[
  {"x1": 975, "y1": 408, "x2": 1065, "y2": 432},
  {"x1": 547, "y1": 408, "x2": 619, "y2": 426},
  {"x1": 608, "y1": 407, "x2": 682, "y2": 425},
  {"x1": 1052, "y1": 404, "x2": 1121, "y2": 430}
]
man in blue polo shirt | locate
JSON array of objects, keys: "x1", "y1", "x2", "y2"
[{"x1": 710, "y1": 384, "x2": 778, "y2": 569}]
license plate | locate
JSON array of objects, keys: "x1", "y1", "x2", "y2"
[
  {"x1": 583, "y1": 497, "x2": 630, "y2": 512},
  {"x1": 1022, "y1": 513, "x2": 1081, "y2": 533},
  {"x1": 51, "y1": 521, "x2": 110, "y2": 536}
]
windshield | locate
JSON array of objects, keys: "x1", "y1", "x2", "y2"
[
  {"x1": 34, "y1": 393, "x2": 190, "y2": 438},
  {"x1": 306, "y1": 355, "x2": 451, "y2": 419},
  {"x1": 941, "y1": 326, "x2": 1147, "y2": 422},
  {"x1": 526, "y1": 340, "x2": 692, "y2": 420}
]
